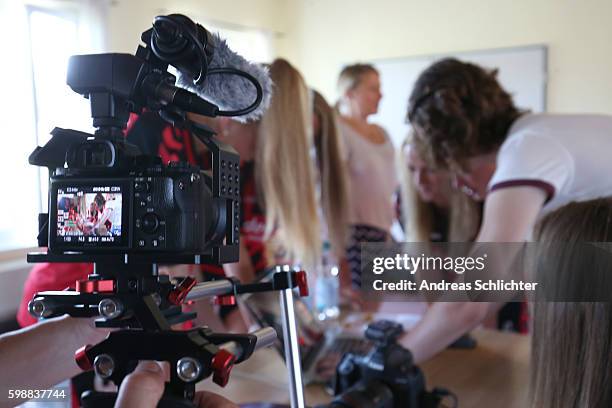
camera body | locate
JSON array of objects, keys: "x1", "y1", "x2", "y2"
[
  {"x1": 29, "y1": 50, "x2": 241, "y2": 264},
  {"x1": 40, "y1": 128, "x2": 238, "y2": 256},
  {"x1": 331, "y1": 321, "x2": 441, "y2": 408}
]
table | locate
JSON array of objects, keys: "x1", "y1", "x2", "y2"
[
  {"x1": 198, "y1": 329, "x2": 531, "y2": 408},
  {"x1": 420, "y1": 329, "x2": 530, "y2": 408}
]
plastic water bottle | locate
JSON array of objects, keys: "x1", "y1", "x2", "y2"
[{"x1": 314, "y1": 241, "x2": 340, "y2": 321}]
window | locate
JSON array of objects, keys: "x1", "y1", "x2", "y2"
[
  {"x1": 191, "y1": 17, "x2": 275, "y2": 63},
  {"x1": 208, "y1": 25, "x2": 275, "y2": 64},
  {"x1": 0, "y1": 2, "x2": 103, "y2": 251},
  {"x1": 0, "y1": 5, "x2": 269, "y2": 251}
]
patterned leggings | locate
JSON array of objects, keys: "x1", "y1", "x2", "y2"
[{"x1": 346, "y1": 224, "x2": 388, "y2": 288}]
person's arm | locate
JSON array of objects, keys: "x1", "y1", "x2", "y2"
[
  {"x1": 400, "y1": 186, "x2": 546, "y2": 363},
  {"x1": 0, "y1": 315, "x2": 108, "y2": 408}
]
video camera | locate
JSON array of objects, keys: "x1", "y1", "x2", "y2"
[
  {"x1": 328, "y1": 321, "x2": 455, "y2": 408},
  {"x1": 29, "y1": 16, "x2": 248, "y2": 260},
  {"x1": 25, "y1": 14, "x2": 308, "y2": 408}
]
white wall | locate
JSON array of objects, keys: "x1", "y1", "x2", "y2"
[
  {"x1": 281, "y1": 0, "x2": 612, "y2": 115},
  {"x1": 100, "y1": 0, "x2": 612, "y2": 116},
  {"x1": 104, "y1": 0, "x2": 291, "y2": 56}
]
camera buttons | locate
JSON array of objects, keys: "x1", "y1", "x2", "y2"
[
  {"x1": 141, "y1": 213, "x2": 160, "y2": 234},
  {"x1": 134, "y1": 181, "x2": 150, "y2": 192}
]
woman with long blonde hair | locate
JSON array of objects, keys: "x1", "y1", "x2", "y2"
[{"x1": 256, "y1": 59, "x2": 321, "y2": 270}]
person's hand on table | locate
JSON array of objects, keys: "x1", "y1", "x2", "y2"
[
  {"x1": 315, "y1": 352, "x2": 342, "y2": 382},
  {"x1": 115, "y1": 361, "x2": 238, "y2": 408}
]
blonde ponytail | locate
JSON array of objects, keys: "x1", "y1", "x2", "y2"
[{"x1": 255, "y1": 59, "x2": 321, "y2": 269}]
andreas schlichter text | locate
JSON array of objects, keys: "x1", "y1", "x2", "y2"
[{"x1": 372, "y1": 279, "x2": 538, "y2": 292}]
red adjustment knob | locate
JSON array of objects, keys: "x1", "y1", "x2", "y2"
[
  {"x1": 75, "y1": 345, "x2": 93, "y2": 371},
  {"x1": 211, "y1": 349, "x2": 236, "y2": 387},
  {"x1": 295, "y1": 271, "x2": 309, "y2": 297},
  {"x1": 168, "y1": 277, "x2": 197, "y2": 305},
  {"x1": 214, "y1": 295, "x2": 236, "y2": 306},
  {"x1": 76, "y1": 279, "x2": 114, "y2": 294}
]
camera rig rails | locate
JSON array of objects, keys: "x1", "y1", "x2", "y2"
[{"x1": 28, "y1": 259, "x2": 308, "y2": 407}]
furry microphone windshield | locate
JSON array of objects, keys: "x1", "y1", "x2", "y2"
[{"x1": 176, "y1": 33, "x2": 272, "y2": 122}]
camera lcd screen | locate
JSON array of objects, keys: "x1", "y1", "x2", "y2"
[{"x1": 55, "y1": 186, "x2": 124, "y2": 245}]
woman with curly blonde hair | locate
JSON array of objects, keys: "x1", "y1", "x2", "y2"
[{"x1": 400, "y1": 57, "x2": 612, "y2": 363}]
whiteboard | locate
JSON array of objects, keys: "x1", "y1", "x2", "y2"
[{"x1": 369, "y1": 45, "x2": 548, "y2": 147}]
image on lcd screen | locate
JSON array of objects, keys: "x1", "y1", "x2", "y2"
[{"x1": 56, "y1": 187, "x2": 123, "y2": 244}]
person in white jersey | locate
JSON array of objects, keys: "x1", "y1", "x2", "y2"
[
  {"x1": 336, "y1": 63, "x2": 398, "y2": 288},
  {"x1": 400, "y1": 58, "x2": 612, "y2": 363}
]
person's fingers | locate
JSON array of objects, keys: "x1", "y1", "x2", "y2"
[
  {"x1": 114, "y1": 361, "x2": 165, "y2": 408},
  {"x1": 158, "y1": 361, "x2": 171, "y2": 382},
  {"x1": 193, "y1": 391, "x2": 239, "y2": 408}
]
